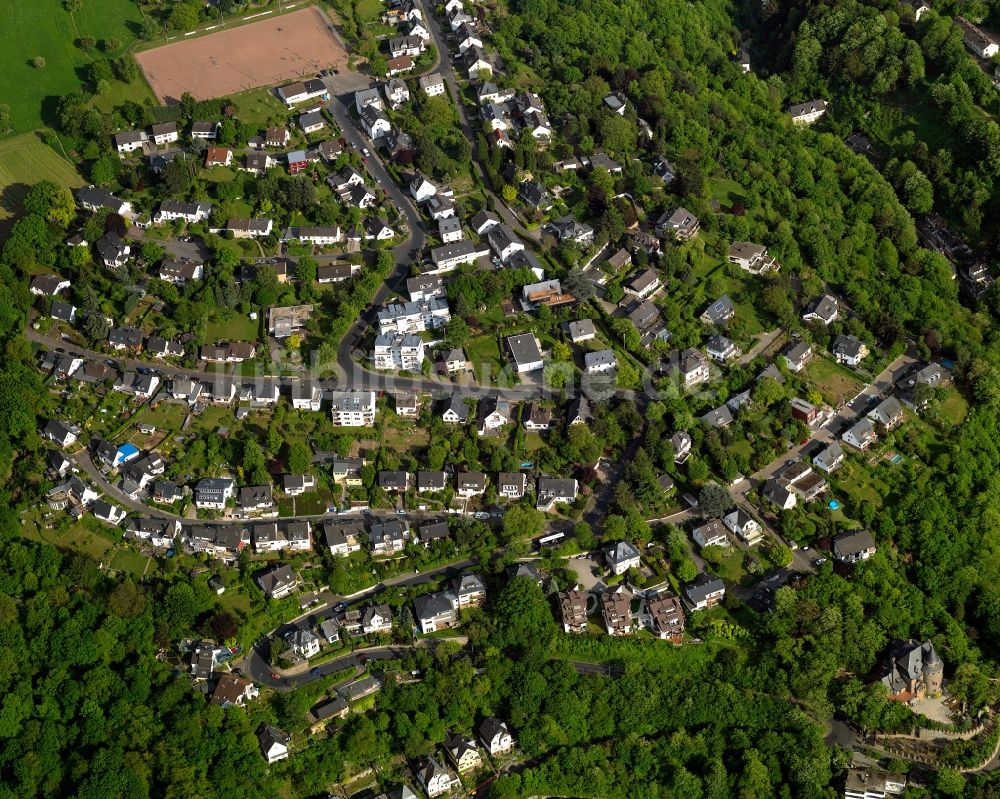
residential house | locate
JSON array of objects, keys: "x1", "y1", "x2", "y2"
[
  {"x1": 442, "y1": 394, "x2": 469, "y2": 424},
  {"x1": 701, "y1": 404, "x2": 734, "y2": 429},
  {"x1": 624, "y1": 268, "x2": 662, "y2": 299},
  {"x1": 843, "y1": 417, "x2": 877, "y2": 450},
  {"x1": 692, "y1": 519, "x2": 730, "y2": 549},
  {"x1": 387, "y1": 55, "x2": 414, "y2": 75},
  {"x1": 438, "y1": 348, "x2": 470, "y2": 375},
  {"x1": 50, "y1": 300, "x2": 77, "y2": 323},
  {"x1": 243, "y1": 152, "x2": 274, "y2": 175},
  {"x1": 568, "y1": 319, "x2": 597, "y2": 343},
  {"x1": 581, "y1": 349, "x2": 617, "y2": 376},
  {"x1": 506, "y1": 333, "x2": 544, "y2": 373},
  {"x1": 286, "y1": 150, "x2": 308, "y2": 174},
  {"x1": 159, "y1": 258, "x2": 204, "y2": 285},
  {"x1": 479, "y1": 718, "x2": 514, "y2": 756},
  {"x1": 667, "y1": 348, "x2": 710, "y2": 388},
  {"x1": 470, "y1": 210, "x2": 500, "y2": 235},
  {"x1": 191, "y1": 121, "x2": 219, "y2": 140},
  {"x1": 256, "y1": 564, "x2": 299, "y2": 599},
  {"x1": 92, "y1": 499, "x2": 126, "y2": 526},
  {"x1": 844, "y1": 767, "x2": 907, "y2": 799},
  {"x1": 956, "y1": 16, "x2": 999, "y2": 58},
  {"x1": 487, "y1": 225, "x2": 524, "y2": 262},
  {"x1": 723, "y1": 508, "x2": 763, "y2": 544},
  {"x1": 438, "y1": 216, "x2": 463, "y2": 243},
  {"x1": 445, "y1": 732, "x2": 482, "y2": 772},
  {"x1": 417, "y1": 757, "x2": 461, "y2": 798},
  {"x1": 783, "y1": 342, "x2": 814, "y2": 372},
  {"x1": 200, "y1": 341, "x2": 257, "y2": 362},
  {"x1": 429, "y1": 240, "x2": 490, "y2": 272},
  {"x1": 566, "y1": 397, "x2": 591, "y2": 426},
  {"x1": 329, "y1": 391, "x2": 377, "y2": 426},
  {"x1": 700, "y1": 295, "x2": 735, "y2": 325},
  {"x1": 360, "y1": 105, "x2": 391, "y2": 139},
  {"x1": 672, "y1": 431, "x2": 692, "y2": 463},
  {"x1": 868, "y1": 396, "x2": 904, "y2": 430},
  {"x1": 377, "y1": 297, "x2": 451, "y2": 334},
  {"x1": 210, "y1": 674, "x2": 259, "y2": 708},
  {"x1": 97, "y1": 231, "x2": 130, "y2": 268},
  {"x1": 257, "y1": 724, "x2": 291, "y2": 764},
  {"x1": 788, "y1": 99, "x2": 828, "y2": 125},
  {"x1": 419, "y1": 521, "x2": 450, "y2": 546},
  {"x1": 683, "y1": 573, "x2": 726, "y2": 610},
  {"x1": 536, "y1": 477, "x2": 578, "y2": 511},
  {"x1": 497, "y1": 472, "x2": 527, "y2": 499},
  {"x1": 706, "y1": 335, "x2": 740, "y2": 363},
  {"x1": 265, "y1": 127, "x2": 291, "y2": 147},
  {"x1": 762, "y1": 479, "x2": 797, "y2": 510},
  {"x1": 226, "y1": 218, "x2": 273, "y2": 238},
  {"x1": 114, "y1": 129, "x2": 147, "y2": 154},
  {"x1": 205, "y1": 147, "x2": 233, "y2": 167},
  {"x1": 813, "y1": 441, "x2": 845, "y2": 474},
  {"x1": 419, "y1": 72, "x2": 446, "y2": 96},
  {"x1": 286, "y1": 628, "x2": 321, "y2": 659},
  {"x1": 413, "y1": 590, "x2": 459, "y2": 633},
  {"x1": 803, "y1": 294, "x2": 839, "y2": 325},
  {"x1": 833, "y1": 529, "x2": 877, "y2": 564},
  {"x1": 276, "y1": 78, "x2": 328, "y2": 107},
  {"x1": 253, "y1": 523, "x2": 285, "y2": 553},
  {"x1": 603, "y1": 540, "x2": 641, "y2": 575},
  {"x1": 652, "y1": 156, "x2": 677, "y2": 183},
  {"x1": 558, "y1": 587, "x2": 589, "y2": 633},
  {"x1": 477, "y1": 396, "x2": 511, "y2": 435},
  {"x1": 394, "y1": 391, "x2": 420, "y2": 418},
  {"x1": 656, "y1": 207, "x2": 700, "y2": 241},
  {"x1": 77, "y1": 186, "x2": 133, "y2": 216},
  {"x1": 299, "y1": 111, "x2": 325, "y2": 135},
  {"x1": 155, "y1": 200, "x2": 212, "y2": 224},
  {"x1": 369, "y1": 519, "x2": 409, "y2": 555},
  {"x1": 727, "y1": 241, "x2": 779, "y2": 274},
  {"x1": 389, "y1": 33, "x2": 423, "y2": 57},
  {"x1": 453, "y1": 573, "x2": 487, "y2": 608},
  {"x1": 407, "y1": 274, "x2": 445, "y2": 301},
  {"x1": 30, "y1": 273, "x2": 70, "y2": 296},
  {"x1": 283, "y1": 474, "x2": 316, "y2": 496},
  {"x1": 643, "y1": 594, "x2": 685, "y2": 640},
  {"x1": 195, "y1": 477, "x2": 235, "y2": 509},
  {"x1": 833, "y1": 334, "x2": 869, "y2": 367},
  {"x1": 324, "y1": 519, "x2": 365, "y2": 556},
  {"x1": 601, "y1": 586, "x2": 632, "y2": 636},
  {"x1": 546, "y1": 215, "x2": 594, "y2": 245},
  {"x1": 291, "y1": 382, "x2": 323, "y2": 411},
  {"x1": 362, "y1": 604, "x2": 393, "y2": 635},
  {"x1": 456, "y1": 471, "x2": 487, "y2": 497},
  {"x1": 385, "y1": 77, "x2": 410, "y2": 108},
  {"x1": 378, "y1": 470, "x2": 410, "y2": 493},
  {"x1": 523, "y1": 403, "x2": 551, "y2": 431}
]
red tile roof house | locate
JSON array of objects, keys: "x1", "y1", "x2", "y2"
[{"x1": 287, "y1": 150, "x2": 308, "y2": 175}]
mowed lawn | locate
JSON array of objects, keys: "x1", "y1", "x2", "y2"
[
  {"x1": 0, "y1": 0, "x2": 145, "y2": 135},
  {"x1": 0, "y1": 132, "x2": 84, "y2": 229}
]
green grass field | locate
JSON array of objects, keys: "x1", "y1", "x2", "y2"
[
  {"x1": 0, "y1": 0, "x2": 145, "y2": 135},
  {"x1": 0, "y1": 132, "x2": 84, "y2": 228},
  {"x1": 805, "y1": 356, "x2": 865, "y2": 406}
]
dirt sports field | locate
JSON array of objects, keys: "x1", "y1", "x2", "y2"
[{"x1": 136, "y1": 7, "x2": 348, "y2": 103}]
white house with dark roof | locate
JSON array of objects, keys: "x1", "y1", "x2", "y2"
[
  {"x1": 788, "y1": 99, "x2": 828, "y2": 124},
  {"x1": 803, "y1": 294, "x2": 839, "y2": 325},
  {"x1": 603, "y1": 540, "x2": 640, "y2": 575},
  {"x1": 536, "y1": 477, "x2": 578, "y2": 511},
  {"x1": 506, "y1": 333, "x2": 544, "y2": 373}
]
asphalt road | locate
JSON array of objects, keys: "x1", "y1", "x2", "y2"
[{"x1": 422, "y1": 5, "x2": 539, "y2": 242}]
